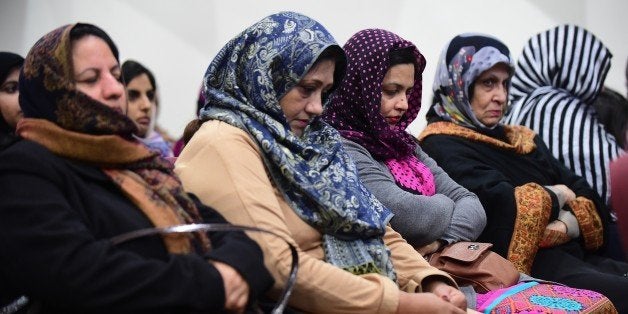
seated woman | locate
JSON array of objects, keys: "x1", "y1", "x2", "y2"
[
  {"x1": 175, "y1": 11, "x2": 468, "y2": 314},
  {"x1": 506, "y1": 25, "x2": 620, "y2": 208},
  {"x1": 121, "y1": 60, "x2": 175, "y2": 157},
  {"x1": 418, "y1": 32, "x2": 628, "y2": 312},
  {"x1": 611, "y1": 154, "x2": 628, "y2": 259},
  {"x1": 0, "y1": 51, "x2": 24, "y2": 150},
  {"x1": 0, "y1": 23, "x2": 272, "y2": 313},
  {"x1": 323, "y1": 28, "x2": 620, "y2": 313},
  {"x1": 506, "y1": 26, "x2": 627, "y2": 262},
  {"x1": 172, "y1": 88, "x2": 205, "y2": 156},
  {"x1": 322, "y1": 28, "x2": 485, "y2": 257},
  {"x1": 593, "y1": 87, "x2": 628, "y2": 151}
]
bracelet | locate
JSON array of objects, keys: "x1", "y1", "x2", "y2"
[
  {"x1": 436, "y1": 239, "x2": 448, "y2": 251},
  {"x1": 556, "y1": 219, "x2": 569, "y2": 234}
]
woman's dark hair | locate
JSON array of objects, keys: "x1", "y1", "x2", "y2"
[
  {"x1": 314, "y1": 46, "x2": 346, "y2": 95},
  {"x1": 594, "y1": 87, "x2": 628, "y2": 149},
  {"x1": 69, "y1": 23, "x2": 119, "y2": 61},
  {"x1": 182, "y1": 119, "x2": 203, "y2": 145},
  {"x1": 388, "y1": 47, "x2": 416, "y2": 68},
  {"x1": 425, "y1": 94, "x2": 441, "y2": 124},
  {"x1": 625, "y1": 56, "x2": 628, "y2": 98},
  {"x1": 121, "y1": 60, "x2": 157, "y2": 91},
  {"x1": 0, "y1": 52, "x2": 24, "y2": 86}
]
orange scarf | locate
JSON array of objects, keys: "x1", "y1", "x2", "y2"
[{"x1": 18, "y1": 118, "x2": 210, "y2": 254}]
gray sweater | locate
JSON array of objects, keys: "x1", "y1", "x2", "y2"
[{"x1": 342, "y1": 138, "x2": 486, "y2": 247}]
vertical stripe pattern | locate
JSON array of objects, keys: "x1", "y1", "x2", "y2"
[{"x1": 506, "y1": 25, "x2": 620, "y2": 204}]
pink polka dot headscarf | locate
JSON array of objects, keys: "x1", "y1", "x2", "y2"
[{"x1": 323, "y1": 29, "x2": 435, "y2": 196}]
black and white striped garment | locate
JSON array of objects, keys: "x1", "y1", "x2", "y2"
[{"x1": 505, "y1": 24, "x2": 621, "y2": 205}]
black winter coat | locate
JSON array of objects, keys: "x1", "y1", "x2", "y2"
[{"x1": 0, "y1": 140, "x2": 273, "y2": 313}]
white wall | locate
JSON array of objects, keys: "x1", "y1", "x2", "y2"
[{"x1": 1, "y1": 0, "x2": 626, "y2": 137}]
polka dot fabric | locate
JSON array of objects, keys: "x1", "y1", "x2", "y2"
[
  {"x1": 385, "y1": 157, "x2": 435, "y2": 196},
  {"x1": 323, "y1": 29, "x2": 425, "y2": 159},
  {"x1": 322, "y1": 29, "x2": 435, "y2": 196}
]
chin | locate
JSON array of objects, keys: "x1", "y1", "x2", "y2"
[
  {"x1": 485, "y1": 116, "x2": 503, "y2": 125},
  {"x1": 135, "y1": 128, "x2": 148, "y2": 138},
  {"x1": 290, "y1": 128, "x2": 303, "y2": 137}
]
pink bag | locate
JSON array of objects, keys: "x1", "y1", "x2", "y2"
[{"x1": 476, "y1": 281, "x2": 617, "y2": 313}]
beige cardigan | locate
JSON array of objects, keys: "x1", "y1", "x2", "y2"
[{"x1": 175, "y1": 121, "x2": 456, "y2": 314}]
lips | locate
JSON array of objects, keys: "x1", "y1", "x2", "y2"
[
  {"x1": 136, "y1": 117, "x2": 151, "y2": 126},
  {"x1": 487, "y1": 110, "x2": 502, "y2": 117},
  {"x1": 385, "y1": 116, "x2": 401, "y2": 125},
  {"x1": 292, "y1": 119, "x2": 309, "y2": 129}
]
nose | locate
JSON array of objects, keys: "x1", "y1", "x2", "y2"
[
  {"x1": 494, "y1": 85, "x2": 508, "y2": 103},
  {"x1": 305, "y1": 95, "x2": 324, "y2": 117},
  {"x1": 138, "y1": 95, "x2": 152, "y2": 111},
  {"x1": 396, "y1": 94, "x2": 409, "y2": 111},
  {"x1": 102, "y1": 73, "x2": 124, "y2": 101}
]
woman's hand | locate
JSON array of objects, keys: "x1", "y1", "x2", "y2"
[
  {"x1": 546, "y1": 219, "x2": 568, "y2": 234},
  {"x1": 424, "y1": 281, "x2": 467, "y2": 310},
  {"x1": 540, "y1": 220, "x2": 571, "y2": 247},
  {"x1": 212, "y1": 261, "x2": 250, "y2": 313},
  {"x1": 546, "y1": 184, "x2": 576, "y2": 207},
  {"x1": 397, "y1": 291, "x2": 466, "y2": 314}
]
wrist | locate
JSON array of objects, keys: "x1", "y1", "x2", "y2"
[
  {"x1": 436, "y1": 239, "x2": 448, "y2": 252},
  {"x1": 421, "y1": 276, "x2": 448, "y2": 293},
  {"x1": 558, "y1": 209, "x2": 580, "y2": 238},
  {"x1": 545, "y1": 185, "x2": 566, "y2": 208},
  {"x1": 556, "y1": 219, "x2": 568, "y2": 233}
]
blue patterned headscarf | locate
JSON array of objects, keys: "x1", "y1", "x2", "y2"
[
  {"x1": 431, "y1": 33, "x2": 514, "y2": 130},
  {"x1": 199, "y1": 11, "x2": 396, "y2": 280}
]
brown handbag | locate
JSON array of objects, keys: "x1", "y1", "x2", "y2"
[{"x1": 426, "y1": 241, "x2": 519, "y2": 293}]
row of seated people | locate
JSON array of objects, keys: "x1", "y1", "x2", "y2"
[{"x1": 1, "y1": 11, "x2": 627, "y2": 313}]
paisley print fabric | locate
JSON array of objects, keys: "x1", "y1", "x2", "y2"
[
  {"x1": 431, "y1": 33, "x2": 513, "y2": 130},
  {"x1": 199, "y1": 12, "x2": 395, "y2": 279},
  {"x1": 511, "y1": 183, "x2": 552, "y2": 274},
  {"x1": 568, "y1": 198, "x2": 604, "y2": 251}
]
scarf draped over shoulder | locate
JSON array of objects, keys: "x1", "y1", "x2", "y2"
[
  {"x1": 322, "y1": 29, "x2": 435, "y2": 196},
  {"x1": 199, "y1": 12, "x2": 396, "y2": 279},
  {"x1": 505, "y1": 24, "x2": 618, "y2": 204},
  {"x1": 420, "y1": 121, "x2": 603, "y2": 274},
  {"x1": 17, "y1": 23, "x2": 209, "y2": 254}
]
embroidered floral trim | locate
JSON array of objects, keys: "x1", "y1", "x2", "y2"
[
  {"x1": 418, "y1": 121, "x2": 536, "y2": 154},
  {"x1": 568, "y1": 197, "x2": 604, "y2": 251},
  {"x1": 509, "y1": 183, "x2": 552, "y2": 274}
]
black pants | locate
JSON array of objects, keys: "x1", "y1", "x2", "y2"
[
  {"x1": 531, "y1": 242, "x2": 628, "y2": 313},
  {"x1": 601, "y1": 222, "x2": 628, "y2": 262}
]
